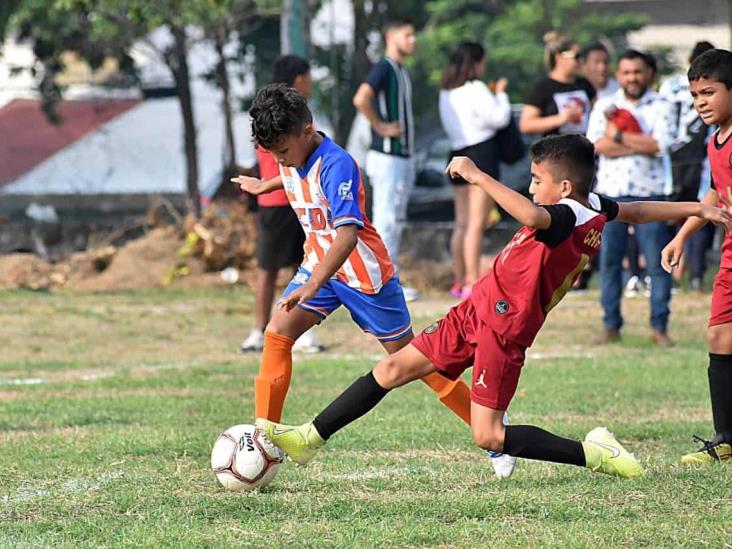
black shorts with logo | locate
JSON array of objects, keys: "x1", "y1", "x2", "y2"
[{"x1": 256, "y1": 206, "x2": 305, "y2": 270}]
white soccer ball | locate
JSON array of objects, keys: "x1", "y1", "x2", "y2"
[{"x1": 211, "y1": 424, "x2": 285, "y2": 491}]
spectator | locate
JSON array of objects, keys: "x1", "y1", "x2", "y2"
[
  {"x1": 520, "y1": 32, "x2": 596, "y2": 136},
  {"x1": 353, "y1": 17, "x2": 419, "y2": 302},
  {"x1": 660, "y1": 41, "x2": 716, "y2": 292},
  {"x1": 581, "y1": 42, "x2": 620, "y2": 100},
  {"x1": 587, "y1": 49, "x2": 676, "y2": 346},
  {"x1": 240, "y1": 55, "x2": 323, "y2": 353},
  {"x1": 438, "y1": 41, "x2": 511, "y2": 298}
]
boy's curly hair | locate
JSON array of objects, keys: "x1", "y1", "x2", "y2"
[{"x1": 250, "y1": 84, "x2": 313, "y2": 150}]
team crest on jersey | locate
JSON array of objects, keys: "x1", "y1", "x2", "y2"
[
  {"x1": 338, "y1": 180, "x2": 354, "y2": 201},
  {"x1": 424, "y1": 321, "x2": 440, "y2": 335},
  {"x1": 283, "y1": 177, "x2": 296, "y2": 193},
  {"x1": 495, "y1": 300, "x2": 509, "y2": 315}
]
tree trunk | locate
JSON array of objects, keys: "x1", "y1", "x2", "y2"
[
  {"x1": 170, "y1": 25, "x2": 201, "y2": 219},
  {"x1": 215, "y1": 22, "x2": 237, "y2": 176}
]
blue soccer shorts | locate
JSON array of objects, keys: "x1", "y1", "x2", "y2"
[{"x1": 283, "y1": 267, "x2": 412, "y2": 342}]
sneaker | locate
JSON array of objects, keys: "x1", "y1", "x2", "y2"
[
  {"x1": 650, "y1": 329, "x2": 674, "y2": 347},
  {"x1": 449, "y1": 282, "x2": 463, "y2": 298},
  {"x1": 293, "y1": 328, "x2": 324, "y2": 353},
  {"x1": 486, "y1": 411, "x2": 517, "y2": 478},
  {"x1": 240, "y1": 329, "x2": 264, "y2": 353},
  {"x1": 582, "y1": 427, "x2": 644, "y2": 478},
  {"x1": 590, "y1": 328, "x2": 621, "y2": 345},
  {"x1": 681, "y1": 435, "x2": 732, "y2": 465},
  {"x1": 460, "y1": 285, "x2": 473, "y2": 299},
  {"x1": 402, "y1": 286, "x2": 420, "y2": 303},
  {"x1": 624, "y1": 275, "x2": 640, "y2": 298},
  {"x1": 255, "y1": 418, "x2": 325, "y2": 465},
  {"x1": 643, "y1": 275, "x2": 652, "y2": 298}
]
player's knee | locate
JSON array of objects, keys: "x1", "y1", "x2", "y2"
[
  {"x1": 373, "y1": 355, "x2": 409, "y2": 389},
  {"x1": 471, "y1": 424, "x2": 504, "y2": 452}
]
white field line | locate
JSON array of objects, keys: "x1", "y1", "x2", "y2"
[
  {"x1": 1, "y1": 471, "x2": 124, "y2": 506},
  {"x1": 0, "y1": 378, "x2": 46, "y2": 385}
]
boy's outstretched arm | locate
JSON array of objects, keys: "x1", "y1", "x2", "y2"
[
  {"x1": 278, "y1": 224, "x2": 358, "y2": 311},
  {"x1": 231, "y1": 174, "x2": 284, "y2": 195},
  {"x1": 446, "y1": 157, "x2": 551, "y2": 229},
  {"x1": 615, "y1": 194, "x2": 731, "y2": 228},
  {"x1": 661, "y1": 189, "x2": 722, "y2": 272}
]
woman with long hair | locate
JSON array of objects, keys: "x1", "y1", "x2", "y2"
[
  {"x1": 439, "y1": 41, "x2": 511, "y2": 298},
  {"x1": 519, "y1": 33, "x2": 596, "y2": 136}
]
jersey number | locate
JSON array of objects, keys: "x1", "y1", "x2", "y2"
[
  {"x1": 296, "y1": 208, "x2": 327, "y2": 231},
  {"x1": 545, "y1": 254, "x2": 590, "y2": 313}
]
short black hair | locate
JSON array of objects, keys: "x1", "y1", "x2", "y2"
[
  {"x1": 690, "y1": 41, "x2": 714, "y2": 63},
  {"x1": 580, "y1": 42, "x2": 609, "y2": 61},
  {"x1": 250, "y1": 84, "x2": 313, "y2": 150},
  {"x1": 688, "y1": 48, "x2": 732, "y2": 89},
  {"x1": 530, "y1": 135, "x2": 596, "y2": 197},
  {"x1": 618, "y1": 49, "x2": 650, "y2": 68},
  {"x1": 383, "y1": 17, "x2": 413, "y2": 36},
  {"x1": 272, "y1": 54, "x2": 310, "y2": 87}
]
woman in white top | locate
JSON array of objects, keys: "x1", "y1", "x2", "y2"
[{"x1": 439, "y1": 41, "x2": 511, "y2": 298}]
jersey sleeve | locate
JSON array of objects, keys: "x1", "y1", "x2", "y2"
[
  {"x1": 596, "y1": 195, "x2": 619, "y2": 221},
  {"x1": 365, "y1": 60, "x2": 389, "y2": 94},
  {"x1": 535, "y1": 204, "x2": 577, "y2": 248},
  {"x1": 320, "y1": 155, "x2": 365, "y2": 229}
]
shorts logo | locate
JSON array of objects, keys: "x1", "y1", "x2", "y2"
[
  {"x1": 293, "y1": 272, "x2": 309, "y2": 285},
  {"x1": 338, "y1": 180, "x2": 354, "y2": 201},
  {"x1": 495, "y1": 300, "x2": 509, "y2": 315},
  {"x1": 423, "y1": 321, "x2": 440, "y2": 335}
]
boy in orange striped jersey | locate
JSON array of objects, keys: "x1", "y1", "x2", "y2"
[{"x1": 233, "y1": 84, "x2": 487, "y2": 463}]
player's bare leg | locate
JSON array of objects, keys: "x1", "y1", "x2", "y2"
[
  {"x1": 470, "y1": 402, "x2": 643, "y2": 478},
  {"x1": 382, "y1": 331, "x2": 472, "y2": 426},
  {"x1": 681, "y1": 322, "x2": 732, "y2": 465},
  {"x1": 254, "y1": 306, "x2": 321, "y2": 422}
]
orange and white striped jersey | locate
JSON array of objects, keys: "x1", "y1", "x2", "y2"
[{"x1": 280, "y1": 135, "x2": 394, "y2": 294}]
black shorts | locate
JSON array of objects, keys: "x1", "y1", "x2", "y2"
[
  {"x1": 449, "y1": 137, "x2": 500, "y2": 186},
  {"x1": 256, "y1": 206, "x2": 305, "y2": 270}
]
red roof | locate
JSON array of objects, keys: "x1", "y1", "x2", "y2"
[{"x1": 0, "y1": 98, "x2": 140, "y2": 188}]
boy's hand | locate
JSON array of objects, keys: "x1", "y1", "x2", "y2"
[
  {"x1": 277, "y1": 283, "x2": 318, "y2": 312},
  {"x1": 446, "y1": 156, "x2": 480, "y2": 183},
  {"x1": 661, "y1": 238, "x2": 685, "y2": 273},
  {"x1": 699, "y1": 204, "x2": 732, "y2": 232},
  {"x1": 231, "y1": 175, "x2": 266, "y2": 195}
]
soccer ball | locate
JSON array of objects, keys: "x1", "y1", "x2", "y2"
[{"x1": 211, "y1": 424, "x2": 284, "y2": 491}]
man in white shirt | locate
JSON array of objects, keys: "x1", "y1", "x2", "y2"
[{"x1": 586, "y1": 49, "x2": 676, "y2": 346}]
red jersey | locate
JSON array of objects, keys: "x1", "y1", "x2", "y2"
[
  {"x1": 256, "y1": 147, "x2": 290, "y2": 207},
  {"x1": 708, "y1": 131, "x2": 732, "y2": 268},
  {"x1": 471, "y1": 194, "x2": 618, "y2": 346}
]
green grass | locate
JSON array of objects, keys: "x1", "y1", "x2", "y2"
[{"x1": 1, "y1": 287, "x2": 730, "y2": 547}]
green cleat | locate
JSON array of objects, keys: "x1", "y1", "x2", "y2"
[
  {"x1": 582, "y1": 427, "x2": 644, "y2": 478},
  {"x1": 681, "y1": 435, "x2": 731, "y2": 465},
  {"x1": 255, "y1": 418, "x2": 325, "y2": 465}
]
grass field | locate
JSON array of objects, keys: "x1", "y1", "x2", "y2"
[{"x1": 1, "y1": 286, "x2": 731, "y2": 547}]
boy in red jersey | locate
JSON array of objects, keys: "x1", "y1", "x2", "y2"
[
  {"x1": 258, "y1": 134, "x2": 732, "y2": 477},
  {"x1": 663, "y1": 48, "x2": 732, "y2": 464}
]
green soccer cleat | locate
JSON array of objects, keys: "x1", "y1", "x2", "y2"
[
  {"x1": 582, "y1": 427, "x2": 644, "y2": 478},
  {"x1": 255, "y1": 418, "x2": 325, "y2": 465},
  {"x1": 680, "y1": 435, "x2": 732, "y2": 465}
]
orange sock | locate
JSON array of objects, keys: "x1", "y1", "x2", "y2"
[
  {"x1": 254, "y1": 331, "x2": 294, "y2": 422},
  {"x1": 420, "y1": 372, "x2": 472, "y2": 425}
]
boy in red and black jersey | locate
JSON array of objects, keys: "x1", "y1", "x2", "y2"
[
  {"x1": 663, "y1": 48, "x2": 732, "y2": 464},
  {"x1": 259, "y1": 135, "x2": 730, "y2": 477}
]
